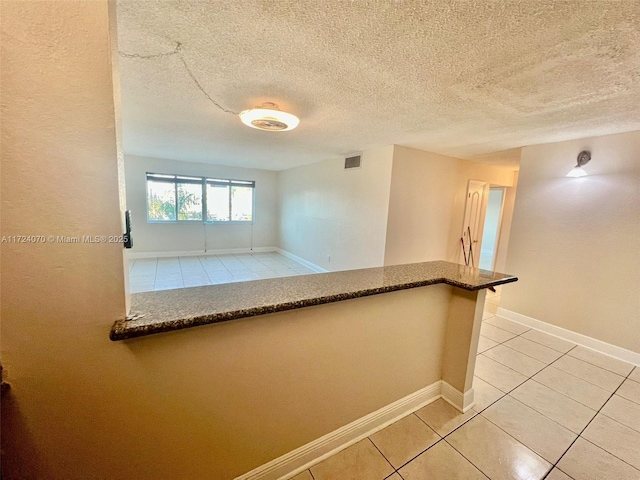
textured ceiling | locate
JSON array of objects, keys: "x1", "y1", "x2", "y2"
[{"x1": 116, "y1": 1, "x2": 640, "y2": 171}]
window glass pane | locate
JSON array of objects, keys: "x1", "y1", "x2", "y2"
[
  {"x1": 147, "y1": 180, "x2": 176, "y2": 221},
  {"x1": 177, "y1": 182, "x2": 203, "y2": 220},
  {"x1": 231, "y1": 186, "x2": 253, "y2": 221},
  {"x1": 207, "y1": 184, "x2": 230, "y2": 221}
]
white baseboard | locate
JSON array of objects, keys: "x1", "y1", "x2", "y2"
[
  {"x1": 128, "y1": 247, "x2": 278, "y2": 259},
  {"x1": 275, "y1": 248, "x2": 328, "y2": 273},
  {"x1": 235, "y1": 381, "x2": 443, "y2": 480},
  {"x1": 497, "y1": 308, "x2": 640, "y2": 367},
  {"x1": 441, "y1": 382, "x2": 475, "y2": 413}
]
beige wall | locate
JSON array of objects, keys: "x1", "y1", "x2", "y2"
[
  {"x1": 500, "y1": 131, "x2": 640, "y2": 353},
  {"x1": 445, "y1": 159, "x2": 517, "y2": 267},
  {"x1": 125, "y1": 155, "x2": 278, "y2": 253},
  {"x1": 0, "y1": 3, "x2": 520, "y2": 478},
  {"x1": 119, "y1": 286, "x2": 451, "y2": 479},
  {"x1": 384, "y1": 146, "x2": 459, "y2": 265},
  {"x1": 0, "y1": 7, "x2": 459, "y2": 479},
  {"x1": 384, "y1": 145, "x2": 517, "y2": 269},
  {"x1": 277, "y1": 145, "x2": 394, "y2": 271},
  {"x1": 1, "y1": 0, "x2": 128, "y2": 476}
]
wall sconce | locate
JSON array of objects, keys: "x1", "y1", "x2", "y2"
[{"x1": 566, "y1": 151, "x2": 591, "y2": 177}]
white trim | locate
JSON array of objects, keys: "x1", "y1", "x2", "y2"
[
  {"x1": 128, "y1": 247, "x2": 277, "y2": 259},
  {"x1": 234, "y1": 381, "x2": 442, "y2": 480},
  {"x1": 483, "y1": 186, "x2": 506, "y2": 271},
  {"x1": 441, "y1": 382, "x2": 475, "y2": 413},
  {"x1": 275, "y1": 248, "x2": 328, "y2": 273},
  {"x1": 496, "y1": 308, "x2": 640, "y2": 367}
]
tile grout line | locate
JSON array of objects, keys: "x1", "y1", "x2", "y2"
[
  {"x1": 479, "y1": 416, "x2": 556, "y2": 477},
  {"x1": 152, "y1": 257, "x2": 158, "y2": 290},
  {"x1": 500, "y1": 391, "x2": 586, "y2": 436},
  {"x1": 527, "y1": 370, "x2": 607, "y2": 411},
  {"x1": 480, "y1": 315, "x2": 531, "y2": 344},
  {"x1": 486, "y1": 339, "x2": 562, "y2": 364},
  {"x1": 536, "y1": 357, "x2": 625, "y2": 395},
  {"x1": 563, "y1": 349, "x2": 635, "y2": 377},
  {"x1": 474, "y1": 322, "x2": 534, "y2": 404},
  {"x1": 543, "y1": 366, "x2": 639, "y2": 479},
  {"x1": 488, "y1": 314, "x2": 579, "y2": 354},
  {"x1": 312, "y1": 317, "x2": 635, "y2": 479},
  {"x1": 382, "y1": 415, "x2": 444, "y2": 473},
  {"x1": 442, "y1": 437, "x2": 492, "y2": 480},
  {"x1": 464, "y1": 346, "x2": 584, "y2": 475},
  {"x1": 575, "y1": 435, "x2": 640, "y2": 475},
  {"x1": 178, "y1": 257, "x2": 187, "y2": 288},
  {"x1": 381, "y1": 424, "x2": 489, "y2": 480},
  {"x1": 613, "y1": 376, "x2": 640, "y2": 406},
  {"x1": 460, "y1": 344, "x2": 604, "y2": 480},
  {"x1": 595, "y1": 401, "x2": 640, "y2": 436},
  {"x1": 513, "y1": 376, "x2": 600, "y2": 417},
  {"x1": 479, "y1": 344, "x2": 548, "y2": 375},
  {"x1": 486, "y1": 321, "x2": 631, "y2": 401},
  {"x1": 360, "y1": 316, "x2": 636, "y2": 479},
  {"x1": 197, "y1": 255, "x2": 216, "y2": 285},
  {"x1": 364, "y1": 437, "x2": 396, "y2": 477},
  {"x1": 475, "y1": 324, "x2": 541, "y2": 388},
  {"x1": 548, "y1": 467, "x2": 577, "y2": 480},
  {"x1": 442, "y1": 415, "x2": 533, "y2": 478}
]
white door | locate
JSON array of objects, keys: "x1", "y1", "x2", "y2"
[{"x1": 460, "y1": 180, "x2": 487, "y2": 267}]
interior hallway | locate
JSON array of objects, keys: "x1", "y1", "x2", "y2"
[{"x1": 290, "y1": 290, "x2": 640, "y2": 480}]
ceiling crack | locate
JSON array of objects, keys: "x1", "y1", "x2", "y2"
[{"x1": 118, "y1": 41, "x2": 239, "y2": 116}]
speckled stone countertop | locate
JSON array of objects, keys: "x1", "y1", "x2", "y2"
[{"x1": 110, "y1": 260, "x2": 517, "y2": 341}]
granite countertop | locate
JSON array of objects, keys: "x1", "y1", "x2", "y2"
[{"x1": 110, "y1": 260, "x2": 517, "y2": 341}]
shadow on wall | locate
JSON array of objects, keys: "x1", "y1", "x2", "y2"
[{"x1": 1, "y1": 389, "x2": 49, "y2": 479}]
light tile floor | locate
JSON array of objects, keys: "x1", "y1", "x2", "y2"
[
  {"x1": 128, "y1": 252, "x2": 317, "y2": 293},
  {"x1": 291, "y1": 289, "x2": 640, "y2": 480}
]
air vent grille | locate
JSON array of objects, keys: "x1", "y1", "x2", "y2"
[{"x1": 345, "y1": 155, "x2": 362, "y2": 169}]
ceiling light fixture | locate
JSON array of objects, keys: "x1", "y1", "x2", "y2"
[
  {"x1": 566, "y1": 150, "x2": 591, "y2": 177},
  {"x1": 239, "y1": 102, "x2": 299, "y2": 131}
]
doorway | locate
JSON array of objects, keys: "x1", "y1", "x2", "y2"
[
  {"x1": 460, "y1": 180, "x2": 487, "y2": 267},
  {"x1": 479, "y1": 187, "x2": 505, "y2": 271}
]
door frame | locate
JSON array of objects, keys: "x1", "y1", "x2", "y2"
[{"x1": 481, "y1": 186, "x2": 506, "y2": 271}]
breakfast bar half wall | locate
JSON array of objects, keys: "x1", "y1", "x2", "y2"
[{"x1": 111, "y1": 261, "x2": 516, "y2": 480}]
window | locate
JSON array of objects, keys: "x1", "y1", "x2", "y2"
[{"x1": 146, "y1": 173, "x2": 255, "y2": 223}]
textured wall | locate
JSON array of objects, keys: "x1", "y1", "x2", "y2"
[
  {"x1": 384, "y1": 146, "x2": 516, "y2": 269},
  {"x1": 1, "y1": 0, "x2": 128, "y2": 477},
  {"x1": 500, "y1": 130, "x2": 640, "y2": 353},
  {"x1": 0, "y1": 7, "x2": 450, "y2": 479},
  {"x1": 278, "y1": 145, "x2": 394, "y2": 271},
  {"x1": 384, "y1": 146, "x2": 459, "y2": 265},
  {"x1": 445, "y1": 161, "x2": 517, "y2": 267}
]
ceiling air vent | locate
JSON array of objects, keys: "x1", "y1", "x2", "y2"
[{"x1": 344, "y1": 155, "x2": 362, "y2": 170}]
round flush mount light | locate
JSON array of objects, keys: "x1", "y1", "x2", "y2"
[{"x1": 239, "y1": 102, "x2": 299, "y2": 131}]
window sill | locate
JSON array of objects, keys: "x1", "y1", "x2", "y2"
[{"x1": 146, "y1": 221, "x2": 255, "y2": 225}]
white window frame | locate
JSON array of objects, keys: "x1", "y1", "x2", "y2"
[{"x1": 145, "y1": 172, "x2": 256, "y2": 224}]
